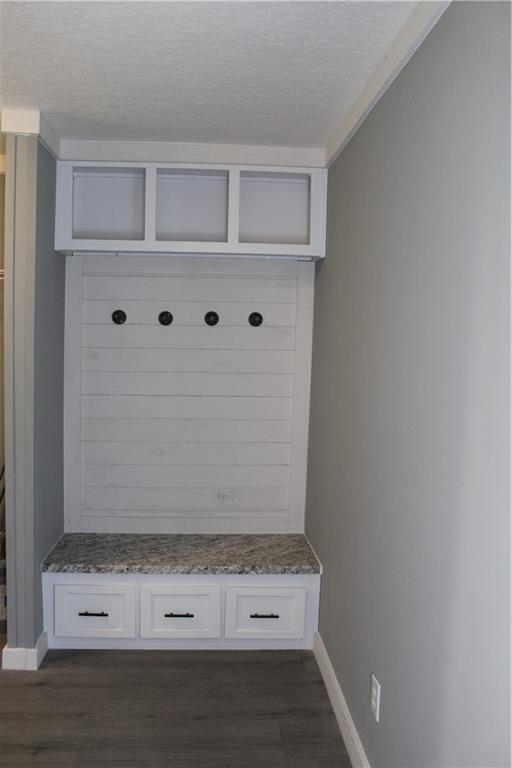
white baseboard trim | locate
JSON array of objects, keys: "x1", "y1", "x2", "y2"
[
  {"x1": 2, "y1": 631, "x2": 48, "y2": 671},
  {"x1": 313, "y1": 632, "x2": 371, "y2": 768}
]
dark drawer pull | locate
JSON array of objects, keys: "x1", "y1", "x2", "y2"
[
  {"x1": 78, "y1": 611, "x2": 109, "y2": 617},
  {"x1": 250, "y1": 613, "x2": 280, "y2": 619},
  {"x1": 164, "y1": 612, "x2": 194, "y2": 618}
]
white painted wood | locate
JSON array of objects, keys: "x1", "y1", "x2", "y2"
[
  {"x1": 65, "y1": 256, "x2": 312, "y2": 534},
  {"x1": 156, "y1": 169, "x2": 228, "y2": 242},
  {"x1": 63, "y1": 257, "x2": 83, "y2": 530},
  {"x1": 239, "y1": 172, "x2": 310, "y2": 245},
  {"x1": 82, "y1": 324, "x2": 296, "y2": 351},
  {"x1": 227, "y1": 169, "x2": 240, "y2": 246},
  {"x1": 0, "y1": 108, "x2": 40, "y2": 135},
  {"x1": 72, "y1": 167, "x2": 145, "y2": 240},
  {"x1": 288, "y1": 262, "x2": 315, "y2": 531},
  {"x1": 140, "y1": 585, "x2": 221, "y2": 639},
  {"x1": 82, "y1": 464, "x2": 290, "y2": 489},
  {"x1": 25, "y1": 631, "x2": 48, "y2": 671},
  {"x1": 82, "y1": 348, "x2": 295, "y2": 374},
  {"x1": 2, "y1": 631, "x2": 49, "y2": 671},
  {"x1": 55, "y1": 161, "x2": 328, "y2": 258},
  {"x1": 81, "y1": 395, "x2": 292, "y2": 420},
  {"x1": 76, "y1": 516, "x2": 292, "y2": 535},
  {"x1": 54, "y1": 583, "x2": 137, "y2": 639},
  {"x1": 82, "y1": 371, "x2": 293, "y2": 397},
  {"x1": 81, "y1": 418, "x2": 292, "y2": 444},
  {"x1": 76, "y1": 255, "x2": 310, "y2": 277},
  {"x1": 82, "y1": 274, "x2": 297, "y2": 302},
  {"x1": 2, "y1": 646, "x2": 30, "y2": 670},
  {"x1": 55, "y1": 160, "x2": 73, "y2": 250},
  {"x1": 58, "y1": 140, "x2": 326, "y2": 168},
  {"x1": 81, "y1": 487, "x2": 288, "y2": 514},
  {"x1": 43, "y1": 572, "x2": 320, "y2": 650},
  {"x1": 144, "y1": 165, "x2": 157, "y2": 242},
  {"x1": 82, "y1": 441, "x2": 290, "y2": 467},
  {"x1": 313, "y1": 632, "x2": 372, "y2": 768},
  {"x1": 225, "y1": 586, "x2": 306, "y2": 640}
]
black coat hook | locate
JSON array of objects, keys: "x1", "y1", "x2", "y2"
[
  {"x1": 204, "y1": 311, "x2": 219, "y2": 326},
  {"x1": 248, "y1": 312, "x2": 263, "y2": 327},
  {"x1": 112, "y1": 309, "x2": 127, "y2": 325},
  {"x1": 159, "y1": 311, "x2": 173, "y2": 326}
]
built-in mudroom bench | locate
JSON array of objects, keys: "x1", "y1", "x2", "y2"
[
  {"x1": 24, "y1": 156, "x2": 326, "y2": 668},
  {"x1": 42, "y1": 533, "x2": 321, "y2": 650}
]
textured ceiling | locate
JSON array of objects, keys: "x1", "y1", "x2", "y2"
[{"x1": 0, "y1": 1, "x2": 417, "y2": 147}]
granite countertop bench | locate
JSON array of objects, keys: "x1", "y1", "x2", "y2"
[{"x1": 42, "y1": 533, "x2": 321, "y2": 575}]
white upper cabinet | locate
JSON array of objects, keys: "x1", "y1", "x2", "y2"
[{"x1": 55, "y1": 162, "x2": 327, "y2": 259}]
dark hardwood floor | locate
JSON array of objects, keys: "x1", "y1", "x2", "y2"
[{"x1": 0, "y1": 649, "x2": 351, "y2": 767}]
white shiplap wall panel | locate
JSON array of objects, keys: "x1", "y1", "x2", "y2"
[
  {"x1": 82, "y1": 325, "x2": 296, "y2": 351},
  {"x1": 83, "y1": 275, "x2": 297, "y2": 302},
  {"x1": 83, "y1": 465, "x2": 290, "y2": 489},
  {"x1": 82, "y1": 371, "x2": 293, "y2": 397},
  {"x1": 81, "y1": 418, "x2": 292, "y2": 444},
  {"x1": 81, "y1": 395, "x2": 291, "y2": 420},
  {"x1": 82, "y1": 442, "x2": 291, "y2": 466},
  {"x1": 83, "y1": 348, "x2": 294, "y2": 373},
  {"x1": 65, "y1": 255, "x2": 313, "y2": 533},
  {"x1": 81, "y1": 488, "x2": 288, "y2": 514}
]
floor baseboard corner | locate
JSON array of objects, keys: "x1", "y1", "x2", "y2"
[
  {"x1": 313, "y1": 631, "x2": 371, "y2": 768},
  {"x1": 2, "y1": 631, "x2": 48, "y2": 671}
]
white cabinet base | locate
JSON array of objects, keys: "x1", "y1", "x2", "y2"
[{"x1": 43, "y1": 573, "x2": 320, "y2": 650}]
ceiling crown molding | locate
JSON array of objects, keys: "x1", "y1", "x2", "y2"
[
  {"x1": 325, "y1": 1, "x2": 451, "y2": 166},
  {"x1": 58, "y1": 139, "x2": 325, "y2": 168}
]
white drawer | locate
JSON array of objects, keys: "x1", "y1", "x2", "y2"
[
  {"x1": 54, "y1": 583, "x2": 136, "y2": 638},
  {"x1": 140, "y1": 585, "x2": 221, "y2": 638},
  {"x1": 225, "y1": 586, "x2": 306, "y2": 640}
]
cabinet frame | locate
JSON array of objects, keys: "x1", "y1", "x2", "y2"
[
  {"x1": 55, "y1": 161, "x2": 327, "y2": 259},
  {"x1": 43, "y1": 572, "x2": 321, "y2": 650}
]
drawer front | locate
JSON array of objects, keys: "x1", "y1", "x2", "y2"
[
  {"x1": 54, "y1": 584, "x2": 136, "y2": 638},
  {"x1": 225, "y1": 587, "x2": 306, "y2": 639},
  {"x1": 140, "y1": 585, "x2": 221, "y2": 638}
]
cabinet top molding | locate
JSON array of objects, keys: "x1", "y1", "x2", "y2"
[{"x1": 55, "y1": 161, "x2": 328, "y2": 260}]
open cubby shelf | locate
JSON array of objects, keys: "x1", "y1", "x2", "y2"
[{"x1": 56, "y1": 162, "x2": 327, "y2": 259}]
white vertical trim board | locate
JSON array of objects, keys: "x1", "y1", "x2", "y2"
[
  {"x1": 63, "y1": 257, "x2": 83, "y2": 530},
  {"x1": 2, "y1": 631, "x2": 48, "y2": 670},
  {"x1": 313, "y1": 632, "x2": 371, "y2": 768},
  {"x1": 65, "y1": 255, "x2": 314, "y2": 534}
]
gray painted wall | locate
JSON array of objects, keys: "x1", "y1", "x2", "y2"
[
  {"x1": 32, "y1": 142, "x2": 65, "y2": 641},
  {"x1": 5, "y1": 137, "x2": 64, "y2": 648},
  {"x1": 306, "y1": 3, "x2": 510, "y2": 767}
]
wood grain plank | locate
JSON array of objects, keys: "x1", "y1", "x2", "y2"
[
  {"x1": 82, "y1": 464, "x2": 290, "y2": 489},
  {"x1": 82, "y1": 441, "x2": 291, "y2": 466},
  {"x1": 82, "y1": 371, "x2": 293, "y2": 397},
  {"x1": 81, "y1": 486, "x2": 289, "y2": 513},
  {"x1": 83, "y1": 275, "x2": 297, "y2": 303},
  {"x1": 81, "y1": 395, "x2": 293, "y2": 420},
  {"x1": 83, "y1": 348, "x2": 295, "y2": 374},
  {"x1": 0, "y1": 649, "x2": 349, "y2": 768},
  {"x1": 82, "y1": 324, "x2": 296, "y2": 351},
  {"x1": 81, "y1": 418, "x2": 292, "y2": 444}
]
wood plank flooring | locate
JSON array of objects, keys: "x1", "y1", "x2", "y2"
[{"x1": 0, "y1": 649, "x2": 351, "y2": 767}]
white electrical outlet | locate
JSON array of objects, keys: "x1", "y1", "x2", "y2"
[{"x1": 370, "y1": 674, "x2": 381, "y2": 722}]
